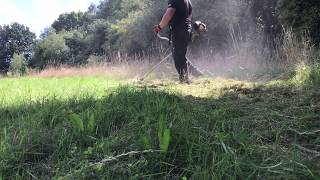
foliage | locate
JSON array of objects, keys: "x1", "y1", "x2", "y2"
[
  {"x1": 96, "y1": 0, "x2": 143, "y2": 21},
  {"x1": 278, "y1": 0, "x2": 320, "y2": 45},
  {"x1": 81, "y1": 0, "x2": 282, "y2": 56},
  {"x1": 52, "y1": 12, "x2": 92, "y2": 32},
  {"x1": 96, "y1": 0, "x2": 123, "y2": 20},
  {"x1": 9, "y1": 53, "x2": 28, "y2": 75},
  {"x1": 69, "y1": 113, "x2": 96, "y2": 135},
  {"x1": 122, "y1": 0, "x2": 166, "y2": 54},
  {"x1": 31, "y1": 32, "x2": 70, "y2": 69},
  {"x1": 64, "y1": 30, "x2": 90, "y2": 64},
  {"x1": 39, "y1": 27, "x2": 56, "y2": 40},
  {"x1": 92, "y1": 0, "x2": 145, "y2": 55},
  {"x1": 0, "y1": 23, "x2": 35, "y2": 73},
  {"x1": 158, "y1": 114, "x2": 171, "y2": 153},
  {"x1": 108, "y1": 0, "x2": 281, "y2": 55},
  {"x1": 86, "y1": 19, "x2": 110, "y2": 56}
]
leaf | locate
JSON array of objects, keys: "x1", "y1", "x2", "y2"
[
  {"x1": 158, "y1": 113, "x2": 171, "y2": 153},
  {"x1": 158, "y1": 114, "x2": 165, "y2": 138},
  {"x1": 83, "y1": 147, "x2": 93, "y2": 155},
  {"x1": 69, "y1": 113, "x2": 84, "y2": 133},
  {"x1": 87, "y1": 113, "x2": 96, "y2": 133},
  {"x1": 143, "y1": 136, "x2": 151, "y2": 149},
  {"x1": 159, "y1": 129, "x2": 171, "y2": 153}
]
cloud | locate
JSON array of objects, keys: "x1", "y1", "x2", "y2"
[{"x1": 0, "y1": 0, "x2": 99, "y2": 36}]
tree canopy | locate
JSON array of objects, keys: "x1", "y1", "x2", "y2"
[
  {"x1": 0, "y1": 23, "x2": 35, "y2": 72},
  {"x1": 52, "y1": 12, "x2": 92, "y2": 32}
]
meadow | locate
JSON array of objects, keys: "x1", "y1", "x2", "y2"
[{"x1": 0, "y1": 73, "x2": 319, "y2": 179}]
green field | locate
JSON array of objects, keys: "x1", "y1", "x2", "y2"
[{"x1": 0, "y1": 76, "x2": 319, "y2": 179}]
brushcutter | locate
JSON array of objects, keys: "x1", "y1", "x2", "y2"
[{"x1": 139, "y1": 21, "x2": 209, "y2": 81}]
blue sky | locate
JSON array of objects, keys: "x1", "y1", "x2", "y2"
[{"x1": 0, "y1": 0, "x2": 100, "y2": 36}]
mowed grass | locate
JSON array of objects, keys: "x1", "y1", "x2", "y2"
[{"x1": 0, "y1": 76, "x2": 319, "y2": 179}]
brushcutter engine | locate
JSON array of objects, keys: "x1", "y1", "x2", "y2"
[{"x1": 193, "y1": 21, "x2": 207, "y2": 34}]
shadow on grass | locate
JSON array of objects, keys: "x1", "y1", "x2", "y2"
[{"x1": 0, "y1": 84, "x2": 319, "y2": 179}]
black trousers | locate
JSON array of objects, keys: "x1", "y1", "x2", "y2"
[
  {"x1": 172, "y1": 30, "x2": 191, "y2": 79},
  {"x1": 172, "y1": 30, "x2": 203, "y2": 79}
]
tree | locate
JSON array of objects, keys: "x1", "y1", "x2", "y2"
[
  {"x1": 96, "y1": 0, "x2": 123, "y2": 20},
  {"x1": 86, "y1": 20, "x2": 110, "y2": 56},
  {"x1": 52, "y1": 12, "x2": 92, "y2": 32},
  {"x1": 64, "y1": 30, "x2": 91, "y2": 64},
  {"x1": 0, "y1": 23, "x2": 36, "y2": 73},
  {"x1": 245, "y1": 0, "x2": 281, "y2": 55},
  {"x1": 31, "y1": 32, "x2": 70, "y2": 69}
]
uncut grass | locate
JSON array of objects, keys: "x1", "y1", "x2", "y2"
[
  {"x1": 1, "y1": 79, "x2": 319, "y2": 179},
  {"x1": 0, "y1": 76, "x2": 122, "y2": 106}
]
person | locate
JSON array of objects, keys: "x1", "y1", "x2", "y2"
[{"x1": 153, "y1": 0, "x2": 202, "y2": 83}]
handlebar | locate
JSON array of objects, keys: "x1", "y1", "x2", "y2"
[{"x1": 157, "y1": 33, "x2": 170, "y2": 42}]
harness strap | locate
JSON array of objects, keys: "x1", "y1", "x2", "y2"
[{"x1": 168, "y1": 27, "x2": 172, "y2": 45}]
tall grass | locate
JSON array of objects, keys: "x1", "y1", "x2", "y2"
[
  {"x1": 281, "y1": 29, "x2": 315, "y2": 65},
  {"x1": 277, "y1": 29, "x2": 320, "y2": 88}
]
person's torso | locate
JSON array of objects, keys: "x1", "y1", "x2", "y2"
[{"x1": 169, "y1": 0, "x2": 192, "y2": 32}]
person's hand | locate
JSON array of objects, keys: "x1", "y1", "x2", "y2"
[{"x1": 153, "y1": 25, "x2": 161, "y2": 33}]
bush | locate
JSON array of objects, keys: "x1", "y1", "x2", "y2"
[{"x1": 9, "y1": 54, "x2": 28, "y2": 76}]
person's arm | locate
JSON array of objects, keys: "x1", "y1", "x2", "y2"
[
  {"x1": 153, "y1": 0, "x2": 176, "y2": 33},
  {"x1": 159, "y1": 8, "x2": 176, "y2": 29}
]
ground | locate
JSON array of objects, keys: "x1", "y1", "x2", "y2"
[{"x1": 0, "y1": 75, "x2": 319, "y2": 179}]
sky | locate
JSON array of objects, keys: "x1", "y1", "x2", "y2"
[{"x1": 0, "y1": 0, "x2": 100, "y2": 37}]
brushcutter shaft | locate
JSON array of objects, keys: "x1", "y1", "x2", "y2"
[{"x1": 140, "y1": 53, "x2": 172, "y2": 81}]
